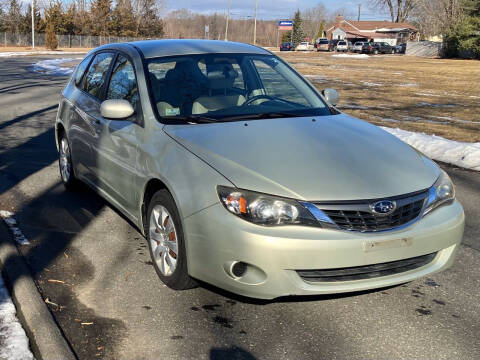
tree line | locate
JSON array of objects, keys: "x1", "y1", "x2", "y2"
[
  {"x1": 0, "y1": 0, "x2": 165, "y2": 37},
  {"x1": 372, "y1": 0, "x2": 479, "y2": 58}
]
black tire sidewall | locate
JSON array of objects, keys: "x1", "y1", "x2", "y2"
[
  {"x1": 58, "y1": 135, "x2": 78, "y2": 190},
  {"x1": 146, "y1": 189, "x2": 194, "y2": 290}
]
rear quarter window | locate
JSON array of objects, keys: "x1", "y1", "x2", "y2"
[
  {"x1": 74, "y1": 54, "x2": 93, "y2": 86},
  {"x1": 81, "y1": 52, "x2": 115, "y2": 99}
]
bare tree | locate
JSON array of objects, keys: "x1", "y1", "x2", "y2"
[
  {"x1": 411, "y1": 0, "x2": 464, "y2": 37},
  {"x1": 302, "y1": 3, "x2": 328, "y2": 40},
  {"x1": 369, "y1": 0, "x2": 416, "y2": 22}
]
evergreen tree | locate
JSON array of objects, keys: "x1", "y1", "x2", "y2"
[
  {"x1": 444, "y1": 0, "x2": 480, "y2": 58},
  {"x1": 90, "y1": 0, "x2": 112, "y2": 36},
  {"x1": 45, "y1": 1, "x2": 68, "y2": 34},
  {"x1": 112, "y1": 0, "x2": 136, "y2": 36},
  {"x1": 292, "y1": 10, "x2": 305, "y2": 45},
  {"x1": 316, "y1": 22, "x2": 324, "y2": 39},
  {"x1": 7, "y1": 0, "x2": 23, "y2": 33},
  {"x1": 45, "y1": 21, "x2": 58, "y2": 49},
  {"x1": 135, "y1": 0, "x2": 164, "y2": 37},
  {"x1": 21, "y1": 1, "x2": 44, "y2": 34}
]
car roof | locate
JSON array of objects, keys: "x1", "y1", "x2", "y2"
[{"x1": 106, "y1": 39, "x2": 271, "y2": 59}]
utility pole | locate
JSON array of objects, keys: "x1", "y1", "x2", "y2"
[
  {"x1": 225, "y1": 0, "x2": 231, "y2": 41},
  {"x1": 31, "y1": 0, "x2": 35, "y2": 48},
  {"x1": 253, "y1": 0, "x2": 258, "y2": 45},
  {"x1": 357, "y1": 3, "x2": 361, "y2": 21}
]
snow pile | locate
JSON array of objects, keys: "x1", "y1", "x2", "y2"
[
  {"x1": 382, "y1": 127, "x2": 480, "y2": 171},
  {"x1": 304, "y1": 74, "x2": 328, "y2": 83},
  {"x1": 362, "y1": 81, "x2": 382, "y2": 87},
  {"x1": 339, "y1": 104, "x2": 369, "y2": 110},
  {"x1": 0, "y1": 276, "x2": 35, "y2": 360},
  {"x1": 32, "y1": 58, "x2": 81, "y2": 76},
  {"x1": 332, "y1": 53, "x2": 370, "y2": 59},
  {"x1": 0, "y1": 51, "x2": 86, "y2": 58},
  {"x1": 0, "y1": 211, "x2": 30, "y2": 245}
]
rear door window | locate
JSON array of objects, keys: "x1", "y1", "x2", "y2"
[{"x1": 81, "y1": 52, "x2": 115, "y2": 99}]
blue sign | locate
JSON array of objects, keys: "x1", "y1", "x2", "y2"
[{"x1": 278, "y1": 20, "x2": 294, "y2": 27}]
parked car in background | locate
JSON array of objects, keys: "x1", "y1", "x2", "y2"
[
  {"x1": 395, "y1": 43, "x2": 407, "y2": 54},
  {"x1": 296, "y1": 42, "x2": 315, "y2": 51},
  {"x1": 371, "y1": 42, "x2": 396, "y2": 54},
  {"x1": 361, "y1": 42, "x2": 374, "y2": 54},
  {"x1": 336, "y1": 40, "x2": 348, "y2": 52},
  {"x1": 280, "y1": 42, "x2": 295, "y2": 51},
  {"x1": 353, "y1": 41, "x2": 367, "y2": 52},
  {"x1": 57, "y1": 39, "x2": 464, "y2": 300},
  {"x1": 328, "y1": 39, "x2": 342, "y2": 52},
  {"x1": 316, "y1": 39, "x2": 330, "y2": 51}
]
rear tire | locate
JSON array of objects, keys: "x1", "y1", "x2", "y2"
[
  {"x1": 58, "y1": 134, "x2": 80, "y2": 190},
  {"x1": 146, "y1": 189, "x2": 196, "y2": 290}
]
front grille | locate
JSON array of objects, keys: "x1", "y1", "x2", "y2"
[
  {"x1": 297, "y1": 252, "x2": 437, "y2": 282},
  {"x1": 315, "y1": 190, "x2": 428, "y2": 232}
]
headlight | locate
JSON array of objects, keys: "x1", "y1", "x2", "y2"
[
  {"x1": 217, "y1": 186, "x2": 319, "y2": 226},
  {"x1": 423, "y1": 170, "x2": 455, "y2": 215}
]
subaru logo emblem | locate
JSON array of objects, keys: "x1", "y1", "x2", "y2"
[{"x1": 370, "y1": 200, "x2": 396, "y2": 215}]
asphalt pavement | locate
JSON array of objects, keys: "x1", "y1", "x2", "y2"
[{"x1": 0, "y1": 55, "x2": 479, "y2": 360}]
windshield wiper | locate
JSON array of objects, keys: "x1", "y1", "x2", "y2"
[
  {"x1": 219, "y1": 112, "x2": 304, "y2": 122},
  {"x1": 164, "y1": 115, "x2": 218, "y2": 124}
]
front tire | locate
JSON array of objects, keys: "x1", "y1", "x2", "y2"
[
  {"x1": 147, "y1": 190, "x2": 196, "y2": 290},
  {"x1": 58, "y1": 135, "x2": 79, "y2": 190}
]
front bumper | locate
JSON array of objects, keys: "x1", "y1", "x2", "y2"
[{"x1": 183, "y1": 200, "x2": 464, "y2": 299}]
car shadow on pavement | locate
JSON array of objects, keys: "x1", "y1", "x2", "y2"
[
  {"x1": 210, "y1": 345, "x2": 257, "y2": 360},
  {"x1": 195, "y1": 278, "x2": 401, "y2": 305}
]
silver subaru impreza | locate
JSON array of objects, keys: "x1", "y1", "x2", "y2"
[{"x1": 55, "y1": 40, "x2": 464, "y2": 299}]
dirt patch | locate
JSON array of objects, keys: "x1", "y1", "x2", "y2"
[
  {"x1": 19, "y1": 241, "x2": 127, "y2": 359},
  {"x1": 280, "y1": 52, "x2": 480, "y2": 142}
]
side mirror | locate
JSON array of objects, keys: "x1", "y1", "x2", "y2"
[
  {"x1": 100, "y1": 99, "x2": 134, "y2": 120},
  {"x1": 322, "y1": 88, "x2": 339, "y2": 106}
]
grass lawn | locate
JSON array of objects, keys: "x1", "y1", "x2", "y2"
[{"x1": 279, "y1": 51, "x2": 480, "y2": 143}]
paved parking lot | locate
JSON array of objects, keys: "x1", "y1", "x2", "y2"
[{"x1": 0, "y1": 55, "x2": 479, "y2": 360}]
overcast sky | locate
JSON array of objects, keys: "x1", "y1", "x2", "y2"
[{"x1": 165, "y1": 0, "x2": 391, "y2": 21}]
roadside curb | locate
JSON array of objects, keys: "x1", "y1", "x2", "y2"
[{"x1": 0, "y1": 221, "x2": 77, "y2": 360}]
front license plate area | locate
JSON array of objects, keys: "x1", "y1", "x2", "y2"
[{"x1": 363, "y1": 237, "x2": 413, "y2": 252}]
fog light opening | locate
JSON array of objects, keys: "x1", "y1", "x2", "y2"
[{"x1": 231, "y1": 261, "x2": 247, "y2": 278}]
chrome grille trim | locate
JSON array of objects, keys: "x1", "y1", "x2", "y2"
[{"x1": 311, "y1": 190, "x2": 429, "y2": 232}]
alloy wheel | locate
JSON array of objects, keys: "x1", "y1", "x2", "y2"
[
  {"x1": 59, "y1": 138, "x2": 71, "y2": 183},
  {"x1": 149, "y1": 205, "x2": 178, "y2": 276}
]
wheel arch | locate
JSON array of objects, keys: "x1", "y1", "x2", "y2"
[
  {"x1": 140, "y1": 178, "x2": 171, "y2": 236},
  {"x1": 55, "y1": 122, "x2": 66, "y2": 151}
]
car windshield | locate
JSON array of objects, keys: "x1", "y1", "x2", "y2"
[
  {"x1": 146, "y1": 53, "x2": 331, "y2": 123},
  {"x1": 319, "y1": 40, "x2": 329, "y2": 44},
  {"x1": 338, "y1": 41, "x2": 346, "y2": 45}
]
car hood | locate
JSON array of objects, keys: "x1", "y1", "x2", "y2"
[{"x1": 163, "y1": 114, "x2": 439, "y2": 201}]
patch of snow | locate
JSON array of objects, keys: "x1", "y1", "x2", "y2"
[
  {"x1": 304, "y1": 74, "x2": 328, "y2": 83},
  {"x1": 0, "y1": 211, "x2": 30, "y2": 245},
  {"x1": 398, "y1": 83, "x2": 418, "y2": 87},
  {"x1": 382, "y1": 127, "x2": 480, "y2": 171},
  {"x1": 415, "y1": 92, "x2": 442, "y2": 97},
  {"x1": 339, "y1": 104, "x2": 369, "y2": 110},
  {"x1": 0, "y1": 276, "x2": 35, "y2": 360},
  {"x1": 332, "y1": 53, "x2": 370, "y2": 59},
  {"x1": 416, "y1": 102, "x2": 456, "y2": 108},
  {"x1": 362, "y1": 81, "x2": 382, "y2": 87},
  {"x1": 32, "y1": 58, "x2": 82, "y2": 76},
  {"x1": 427, "y1": 115, "x2": 475, "y2": 124},
  {"x1": 0, "y1": 51, "x2": 86, "y2": 58}
]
